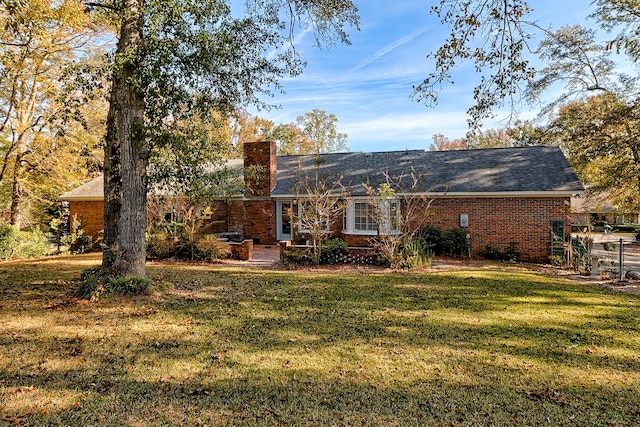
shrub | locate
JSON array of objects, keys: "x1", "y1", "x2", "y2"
[
  {"x1": 441, "y1": 228, "x2": 470, "y2": 257},
  {"x1": 146, "y1": 233, "x2": 177, "y2": 260},
  {"x1": 480, "y1": 242, "x2": 520, "y2": 262},
  {"x1": 194, "y1": 236, "x2": 231, "y2": 261},
  {"x1": 77, "y1": 266, "x2": 152, "y2": 300},
  {"x1": 14, "y1": 227, "x2": 51, "y2": 259},
  {"x1": 503, "y1": 242, "x2": 520, "y2": 261},
  {"x1": 146, "y1": 233, "x2": 231, "y2": 262},
  {"x1": 61, "y1": 219, "x2": 93, "y2": 254},
  {"x1": 281, "y1": 246, "x2": 314, "y2": 265},
  {"x1": 0, "y1": 223, "x2": 18, "y2": 260},
  {"x1": 417, "y1": 225, "x2": 443, "y2": 254},
  {"x1": 480, "y1": 245, "x2": 502, "y2": 260},
  {"x1": 320, "y1": 238, "x2": 348, "y2": 264},
  {"x1": 395, "y1": 236, "x2": 434, "y2": 269},
  {"x1": 549, "y1": 255, "x2": 567, "y2": 267},
  {"x1": 0, "y1": 224, "x2": 51, "y2": 260},
  {"x1": 109, "y1": 276, "x2": 154, "y2": 296}
]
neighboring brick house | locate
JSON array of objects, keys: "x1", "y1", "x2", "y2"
[
  {"x1": 571, "y1": 188, "x2": 640, "y2": 230},
  {"x1": 59, "y1": 176, "x2": 104, "y2": 243},
  {"x1": 60, "y1": 140, "x2": 584, "y2": 262}
]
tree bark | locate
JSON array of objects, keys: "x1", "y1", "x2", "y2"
[
  {"x1": 9, "y1": 173, "x2": 24, "y2": 229},
  {"x1": 9, "y1": 137, "x2": 25, "y2": 229},
  {"x1": 103, "y1": 0, "x2": 147, "y2": 277}
]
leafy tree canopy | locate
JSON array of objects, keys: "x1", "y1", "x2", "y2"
[
  {"x1": 547, "y1": 92, "x2": 640, "y2": 212},
  {"x1": 95, "y1": 0, "x2": 359, "y2": 276},
  {"x1": 416, "y1": 0, "x2": 640, "y2": 128}
]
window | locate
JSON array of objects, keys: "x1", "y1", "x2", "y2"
[
  {"x1": 297, "y1": 201, "x2": 330, "y2": 234},
  {"x1": 380, "y1": 200, "x2": 401, "y2": 235},
  {"x1": 354, "y1": 202, "x2": 376, "y2": 232},
  {"x1": 163, "y1": 210, "x2": 183, "y2": 224},
  {"x1": 344, "y1": 200, "x2": 401, "y2": 235}
]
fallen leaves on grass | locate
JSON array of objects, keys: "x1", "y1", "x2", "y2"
[{"x1": 527, "y1": 384, "x2": 572, "y2": 407}]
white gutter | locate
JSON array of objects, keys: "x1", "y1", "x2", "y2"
[{"x1": 271, "y1": 190, "x2": 583, "y2": 199}]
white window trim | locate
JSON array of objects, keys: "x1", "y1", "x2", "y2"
[
  {"x1": 379, "y1": 199, "x2": 402, "y2": 235},
  {"x1": 343, "y1": 199, "x2": 401, "y2": 236}
]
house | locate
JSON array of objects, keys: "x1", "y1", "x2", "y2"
[
  {"x1": 571, "y1": 188, "x2": 640, "y2": 231},
  {"x1": 60, "y1": 140, "x2": 584, "y2": 262}
]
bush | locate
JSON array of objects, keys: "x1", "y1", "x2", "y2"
[
  {"x1": 320, "y1": 238, "x2": 348, "y2": 264},
  {"x1": 194, "y1": 236, "x2": 231, "y2": 261},
  {"x1": 77, "y1": 266, "x2": 152, "y2": 300},
  {"x1": 480, "y1": 245, "x2": 503, "y2": 260},
  {"x1": 416, "y1": 225, "x2": 443, "y2": 254},
  {"x1": 14, "y1": 227, "x2": 51, "y2": 259},
  {"x1": 281, "y1": 246, "x2": 314, "y2": 265},
  {"x1": 61, "y1": 219, "x2": 93, "y2": 254},
  {"x1": 549, "y1": 255, "x2": 567, "y2": 267},
  {"x1": 441, "y1": 228, "x2": 470, "y2": 257},
  {"x1": 0, "y1": 224, "x2": 51, "y2": 260},
  {"x1": 0, "y1": 223, "x2": 18, "y2": 260},
  {"x1": 146, "y1": 233, "x2": 177, "y2": 260},
  {"x1": 479, "y1": 242, "x2": 520, "y2": 262},
  {"x1": 146, "y1": 233, "x2": 231, "y2": 262},
  {"x1": 395, "y1": 236, "x2": 434, "y2": 269}
]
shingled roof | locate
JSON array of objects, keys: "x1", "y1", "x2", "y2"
[
  {"x1": 59, "y1": 176, "x2": 104, "y2": 201},
  {"x1": 271, "y1": 145, "x2": 584, "y2": 197},
  {"x1": 59, "y1": 159, "x2": 245, "y2": 201},
  {"x1": 61, "y1": 146, "x2": 584, "y2": 201}
]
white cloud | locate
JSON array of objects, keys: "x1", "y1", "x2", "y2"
[
  {"x1": 353, "y1": 27, "x2": 431, "y2": 71},
  {"x1": 340, "y1": 111, "x2": 470, "y2": 150}
]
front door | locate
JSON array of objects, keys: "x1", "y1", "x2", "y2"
[{"x1": 277, "y1": 201, "x2": 293, "y2": 241}]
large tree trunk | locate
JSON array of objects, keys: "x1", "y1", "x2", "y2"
[{"x1": 103, "y1": 0, "x2": 147, "y2": 277}]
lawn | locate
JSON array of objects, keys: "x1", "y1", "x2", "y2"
[{"x1": 1, "y1": 254, "x2": 639, "y2": 426}]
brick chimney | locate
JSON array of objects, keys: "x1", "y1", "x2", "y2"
[
  {"x1": 242, "y1": 140, "x2": 277, "y2": 244},
  {"x1": 244, "y1": 140, "x2": 276, "y2": 197}
]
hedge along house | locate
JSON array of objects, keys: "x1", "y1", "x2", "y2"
[{"x1": 61, "y1": 140, "x2": 584, "y2": 262}]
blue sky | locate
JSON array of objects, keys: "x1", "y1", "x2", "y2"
[{"x1": 248, "y1": 0, "x2": 600, "y2": 152}]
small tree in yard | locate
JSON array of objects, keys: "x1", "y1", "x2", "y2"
[
  {"x1": 364, "y1": 169, "x2": 434, "y2": 269},
  {"x1": 293, "y1": 158, "x2": 347, "y2": 265}
]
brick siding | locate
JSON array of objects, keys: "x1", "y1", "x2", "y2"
[
  {"x1": 243, "y1": 199, "x2": 277, "y2": 244},
  {"x1": 68, "y1": 200, "x2": 104, "y2": 242},
  {"x1": 309, "y1": 196, "x2": 570, "y2": 262},
  {"x1": 201, "y1": 200, "x2": 245, "y2": 235},
  {"x1": 244, "y1": 140, "x2": 276, "y2": 197},
  {"x1": 278, "y1": 196, "x2": 569, "y2": 262},
  {"x1": 417, "y1": 196, "x2": 570, "y2": 262}
]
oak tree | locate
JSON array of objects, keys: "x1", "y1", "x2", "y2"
[{"x1": 92, "y1": 0, "x2": 359, "y2": 276}]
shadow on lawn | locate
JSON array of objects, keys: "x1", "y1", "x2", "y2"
[
  {"x1": 3, "y1": 355, "x2": 640, "y2": 426},
  {"x1": 152, "y1": 268, "x2": 640, "y2": 372},
  {"x1": 2, "y1": 260, "x2": 640, "y2": 425}
]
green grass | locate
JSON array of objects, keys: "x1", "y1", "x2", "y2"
[{"x1": 1, "y1": 254, "x2": 639, "y2": 426}]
